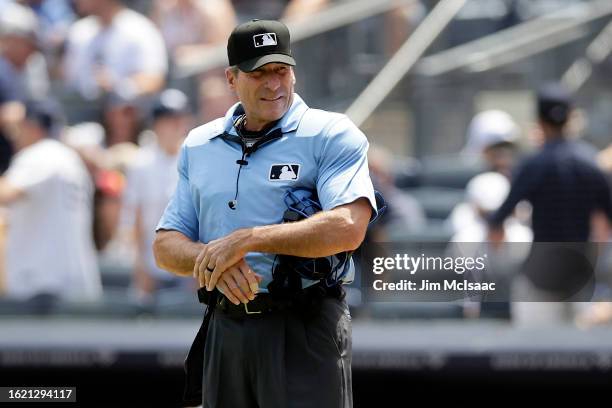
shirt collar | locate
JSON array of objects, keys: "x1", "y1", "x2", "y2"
[
  {"x1": 542, "y1": 135, "x2": 567, "y2": 148},
  {"x1": 221, "y1": 93, "x2": 309, "y2": 137}
]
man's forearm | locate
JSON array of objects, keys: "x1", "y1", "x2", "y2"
[
  {"x1": 243, "y1": 199, "x2": 371, "y2": 258},
  {"x1": 153, "y1": 230, "x2": 204, "y2": 276}
]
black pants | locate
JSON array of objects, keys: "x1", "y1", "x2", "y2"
[{"x1": 202, "y1": 297, "x2": 352, "y2": 408}]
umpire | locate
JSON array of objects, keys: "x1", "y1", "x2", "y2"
[{"x1": 153, "y1": 19, "x2": 377, "y2": 408}]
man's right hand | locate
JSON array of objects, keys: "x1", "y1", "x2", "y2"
[
  {"x1": 488, "y1": 225, "x2": 505, "y2": 250},
  {"x1": 195, "y1": 258, "x2": 261, "y2": 305}
]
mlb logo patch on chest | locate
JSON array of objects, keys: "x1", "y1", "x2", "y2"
[{"x1": 269, "y1": 164, "x2": 300, "y2": 181}]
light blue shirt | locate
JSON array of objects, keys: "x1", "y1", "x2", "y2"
[{"x1": 157, "y1": 94, "x2": 377, "y2": 290}]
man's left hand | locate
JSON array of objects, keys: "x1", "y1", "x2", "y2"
[{"x1": 193, "y1": 228, "x2": 253, "y2": 291}]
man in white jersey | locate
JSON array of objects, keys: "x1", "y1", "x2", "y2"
[{"x1": 0, "y1": 102, "x2": 101, "y2": 307}]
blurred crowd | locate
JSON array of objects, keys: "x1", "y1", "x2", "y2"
[
  {"x1": 368, "y1": 83, "x2": 612, "y2": 328},
  {"x1": 0, "y1": 0, "x2": 610, "y2": 328}
]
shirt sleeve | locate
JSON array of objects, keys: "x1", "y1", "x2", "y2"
[
  {"x1": 131, "y1": 21, "x2": 168, "y2": 76},
  {"x1": 316, "y1": 116, "x2": 377, "y2": 218},
  {"x1": 488, "y1": 157, "x2": 541, "y2": 227},
  {"x1": 4, "y1": 153, "x2": 50, "y2": 195},
  {"x1": 156, "y1": 145, "x2": 199, "y2": 240}
]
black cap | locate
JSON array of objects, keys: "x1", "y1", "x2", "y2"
[
  {"x1": 227, "y1": 19, "x2": 296, "y2": 72},
  {"x1": 152, "y1": 89, "x2": 189, "y2": 120},
  {"x1": 537, "y1": 82, "x2": 573, "y2": 126}
]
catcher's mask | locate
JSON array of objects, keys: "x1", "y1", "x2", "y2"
[{"x1": 271, "y1": 188, "x2": 386, "y2": 289}]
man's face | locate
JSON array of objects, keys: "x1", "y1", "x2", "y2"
[
  {"x1": 226, "y1": 63, "x2": 295, "y2": 131},
  {"x1": 104, "y1": 104, "x2": 139, "y2": 146},
  {"x1": 154, "y1": 114, "x2": 191, "y2": 144},
  {"x1": 8, "y1": 118, "x2": 44, "y2": 151},
  {"x1": 73, "y1": 0, "x2": 103, "y2": 17},
  {"x1": 2, "y1": 36, "x2": 36, "y2": 67}
]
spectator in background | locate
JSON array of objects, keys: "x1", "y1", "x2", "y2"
[
  {"x1": 64, "y1": 0, "x2": 167, "y2": 103},
  {"x1": 383, "y1": 1, "x2": 426, "y2": 56},
  {"x1": 60, "y1": 117, "x2": 139, "y2": 255},
  {"x1": 19, "y1": 0, "x2": 76, "y2": 76},
  {"x1": 462, "y1": 109, "x2": 520, "y2": 178},
  {"x1": 367, "y1": 145, "x2": 426, "y2": 241},
  {"x1": 150, "y1": 0, "x2": 237, "y2": 122},
  {"x1": 92, "y1": 142, "x2": 137, "y2": 252},
  {"x1": 122, "y1": 89, "x2": 192, "y2": 303},
  {"x1": 448, "y1": 110, "x2": 522, "y2": 234},
  {"x1": 452, "y1": 172, "x2": 532, "y2": 244},
  {"x1": 231, "y1": 0, "x2": 328, "y2": 22},
  {"x1": 61, "y1": 119, "x2": 138, "y2": 262},
  {"x1": 448, "y1": 172, "x2": 532, "y2": 318},
  {"x1": 282, "y1": 0, "x2": 329, "y2": 22},
  {"x1": 151, "y1": 0, "x2": 235, "y2": 64},
  {"x1": 488, "y1": 83, "x2": 612, "y2": 324},
  {"x1": 488, "y1": 84, "x2": 612, "y2": 243},
  {"x1": 0, "y1": 2, "x2": 50, "y2": 173},
  {"x1": 0, "y1": 102, "x2": 101, "y2": 309},
  {"x1": 103, "y1": 94, "x2": 143, "y2": 146}
]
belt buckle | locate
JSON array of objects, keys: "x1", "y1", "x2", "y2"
[{"x1": 244, "y1": 302, "x2": 262, "y2": 315}]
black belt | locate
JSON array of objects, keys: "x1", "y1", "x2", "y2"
[
  {"x1": 216, "y1": 293, "x2": 286, "y2": 317},
  {"x1": 208, "y1": 283, "x2": 345, "y2": 319}
]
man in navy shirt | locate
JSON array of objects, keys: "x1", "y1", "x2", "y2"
[
  {"x1": 489, "y1": 83, "x2": 612, "y2": 300},
  {"x1": 489, "y1": 83, "x2": 612, "y2": 242},
  {"x1": 154, "y1": 19, "x2": 376, "y2": 408}
]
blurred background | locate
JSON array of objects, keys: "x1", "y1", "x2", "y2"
[{"x1": 0, "y1": 0, "x2": 612, "y2": 406}]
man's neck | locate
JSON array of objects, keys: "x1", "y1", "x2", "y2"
[
  {"x1": 240, "y1": 117, "x2": 279, "y2": 137},
  {"x1": 15, "y1": 137, "x2": 43, "y2": 152},
  {"x1": 156, "y1": 138, "x2": 181, "y2": 156},
  {"x1": 243, "y1": 117, "x2": 271, "y2": 133},
  {"x1": 98, "y1": 2, "x2": 123, "y2": 26},
  {"x1": 543, "y1": 132, "x2": 565, "y2": 143},
  {"x1": 540, "y1": 122, "x2": 566, "y2": 142}
]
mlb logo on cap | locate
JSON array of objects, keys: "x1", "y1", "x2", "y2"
[
  {"x1": 227, "y1": 19, "x2": 296, "y2": 72},
  {"x1": 254, "y1": 33, "x2": 277, "y2": 48}
]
